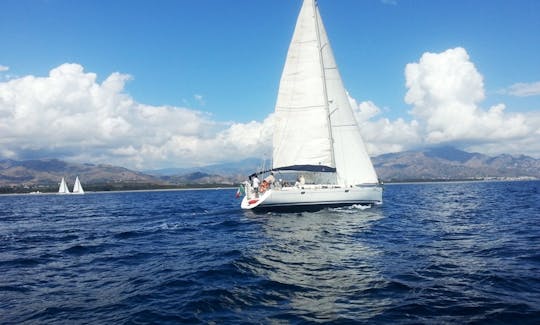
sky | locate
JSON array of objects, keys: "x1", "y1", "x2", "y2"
[{"x1": 1, "y1": 0, "x2": 539, "y2": 170}]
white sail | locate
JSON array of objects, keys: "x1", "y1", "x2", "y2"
[
  {"x1": 315, "y1": 8, "x2": 379, "y2": 185},
  {"x1": 241, "y1": 0, "x2": 382, "y2": 211},
  {"x1": 273, "y1": 0, "x2": 378, "y2": 184},
  {"x1": 272, "y1": 0, "x2": 334, "y2": 170},
  {"x1": 58, "y1": 177, "x2": 70, "y2": 194},
  {"x1": 72, "y1": 176, "x2": 84, "y2": 194}
]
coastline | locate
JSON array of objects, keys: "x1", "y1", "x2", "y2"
[
  {"x1": 2, "y1": 178, "x2": 538, "y2": 195},
  {"x1": 0, "y1": 185, "x2": 237, "y2": 196}
]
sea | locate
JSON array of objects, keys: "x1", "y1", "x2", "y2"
[{"x1": 1, "y1": 181, "x2": 539, "y2": 324}]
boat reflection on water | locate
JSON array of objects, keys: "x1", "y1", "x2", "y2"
[{"x1": 242, "y1": 207, "x2": 392, "y2": 322}]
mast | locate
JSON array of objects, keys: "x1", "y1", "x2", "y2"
[{"x1": 312, "y1": 0, "x2": 336, "y2": 168}]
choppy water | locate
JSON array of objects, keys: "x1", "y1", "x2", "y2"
[{"x1": 1, "y1": 181, "x2": 539, "y2": 324}]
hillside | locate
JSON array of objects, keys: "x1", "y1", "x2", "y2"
[
  {"x1": 373, "y1": 146, "x2": 540, "y2": 181},
  {"x1": 0, "y1": 159, "x2": 165, "y2": 192},
  {"x1": 0, "y1": 159, "x2": 239, "y2": 193},
  {"x1": 1, "y1": 147, "x2": 539, "y2": 193}
]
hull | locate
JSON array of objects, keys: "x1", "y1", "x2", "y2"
[{"x1": 241, "y1": 185, "x2": 382, "y2": 212}]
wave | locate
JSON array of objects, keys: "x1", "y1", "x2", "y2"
[{"x1": 1, "y1": 182, "x2": 539, "y2": 323}]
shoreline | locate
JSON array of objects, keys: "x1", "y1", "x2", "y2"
[
  {"x1": 2, "y1": 178, "x2": 539, "y2": 195},
  {"x1": 0, "y1": 186, "x2": 237, "y2": 196}
]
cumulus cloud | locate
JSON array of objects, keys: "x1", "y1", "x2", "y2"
[
  {"x1": 0, "y1": 65, "x2": 9, "y2": 72},
  {"x1": 403, "y1": 47, "x2": 534, "y2": 146},
  {"x1": 504, "y1": 81, "x2": 540, "y2": 97},
  {"x1": 0, "y1": 63, "x2": 272, "y2": 169},
  {"x1": 348, "y1": 98, "x2": 421, "y2": 155},
  {"x1": 349, "y1": 47, "x2": 540, "y2": 158},
  {"x1": 2, "y1": 47, "x2": 539, "y2": 170}
]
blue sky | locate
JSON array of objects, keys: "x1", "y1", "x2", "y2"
[{"x1": 1, "y1": 0, "x2": 539, "y2": 168}]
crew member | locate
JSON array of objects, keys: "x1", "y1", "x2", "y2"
[
  {"x1": 264, "y1": 172, "x2": 275, "y2": 186},
  {"x1": 252, "y1": 175, "x2": 260, "y2": 196}
]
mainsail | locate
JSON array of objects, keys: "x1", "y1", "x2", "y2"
[
  {"x1": 272, "y1": 0, "x2": 378, "y2": 185},
  {"x1": 72, "y1": 176, "x2": 84, "y2": 194},
  {"x1": 58, "y1": 177, "x2": 70, "y2": 194}
]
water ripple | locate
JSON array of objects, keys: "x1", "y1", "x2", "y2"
[{"x1": 0, "y1": 182, "x2": 539, "y2": 323}]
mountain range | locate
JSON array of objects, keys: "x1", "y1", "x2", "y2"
[
  {"x1": 1, "y1": 147, "x2": 538, "y2": 192},
  {"x1": 373, "y1": 146, "x2": 540, "y2": 181},
  {"x1": 0, "y1": 159, "x2": 164, "y2": 191}
]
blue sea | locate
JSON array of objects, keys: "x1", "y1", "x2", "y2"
[{"x1": 1, "y1": 181, "x2": 539, "y2": 324}]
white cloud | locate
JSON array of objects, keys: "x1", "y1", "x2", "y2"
[
  {"x1": 348, "y1": 98, "x2": 421, "y2": 155},
  {"x1": 2, "y1": 49, "x2": 539, "y2": 171},
  {"x1": 346, "y1": 47, "x2": 540, "y2": 158},
  {"x1": 403, "y1": 47, "x2": 535, "y2": 146},
  {"x1": 0, "y1": 65, "x2": 9, "y2": 72},
  {"x1": 504, "y1": 81, "x2": 540, "y2": 97},
  {"x1": 0, "y1": 63, "x2": 272, "y2": 169}
]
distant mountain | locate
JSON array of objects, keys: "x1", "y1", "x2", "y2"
[
  {"x1": 373, "y1": 146, "x2": 540, "y2": 181},
  {"x1": 160, "y1": 171, "x2": 239, "y2": 185},
  {"x1": 423, "y1": 146, "x2": 476, "y2": 163},
  {"x1": 0, "y1": 159, "x2": 163, "y2": 188},
  {"x1": 0, "y1": 158, "x2": 244, "y2": 192},
  {"x1": 145, "y1": 158, "x2": 264, "y2": 177},
  {"x1": 1, "y1": 147, "x2": 538, "y2": 193},
  {"x1": 149, "y1": 146, "x2": 540, "y2": 182},
  {"x1": 146, "y1": 158, "x2": 271, "y2": 185}
]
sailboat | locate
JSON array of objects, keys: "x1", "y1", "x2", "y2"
[
  {"x1": 241, "y1": 0, "x2": 382, "y2": 211},
  {"x1": 58, "y1": 177, "x2": 71, "y2": 195},
  {"x1": 72, "y1": 176, "x2": 85, "y2": 195}
]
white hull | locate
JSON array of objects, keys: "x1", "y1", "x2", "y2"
[{"x1": 241, "y1": 185, "x2": 382, "y2": 211}]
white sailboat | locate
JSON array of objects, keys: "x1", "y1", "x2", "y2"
[
  {"x1": 58, "y1": 177, "x2": 71, "y2": 195},
  {"x1": 72, "y1": 176, "x2": 85, "y2": 195},
  {"x1": 241, "y1": 0, "x2": 382, "y2": 211}
]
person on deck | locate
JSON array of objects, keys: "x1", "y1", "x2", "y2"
[
  {"x1": 252, "y1": 175, "x2": 260, "y2": 196},
  {"x1": 295, "y1": 175, "x2": 305, "y2": 187},
  {"x1": 264, "y1": 172, "x2": 275, "y2": 186}
]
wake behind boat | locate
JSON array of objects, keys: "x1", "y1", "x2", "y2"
[{"x1": 241, "y1": 0, "x2": 382, "y2": 211}]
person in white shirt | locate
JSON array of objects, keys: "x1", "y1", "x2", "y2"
[{"x1": 252, "y1": 175, "x2": 260, "y2": 196}]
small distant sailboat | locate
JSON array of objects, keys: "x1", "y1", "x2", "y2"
[
  {"x1": 58, "y1": 177, "x2": 71, "y2": 194},
  {"x1": 72, "y1": 176, "x2": 85, "y2": 195}
]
